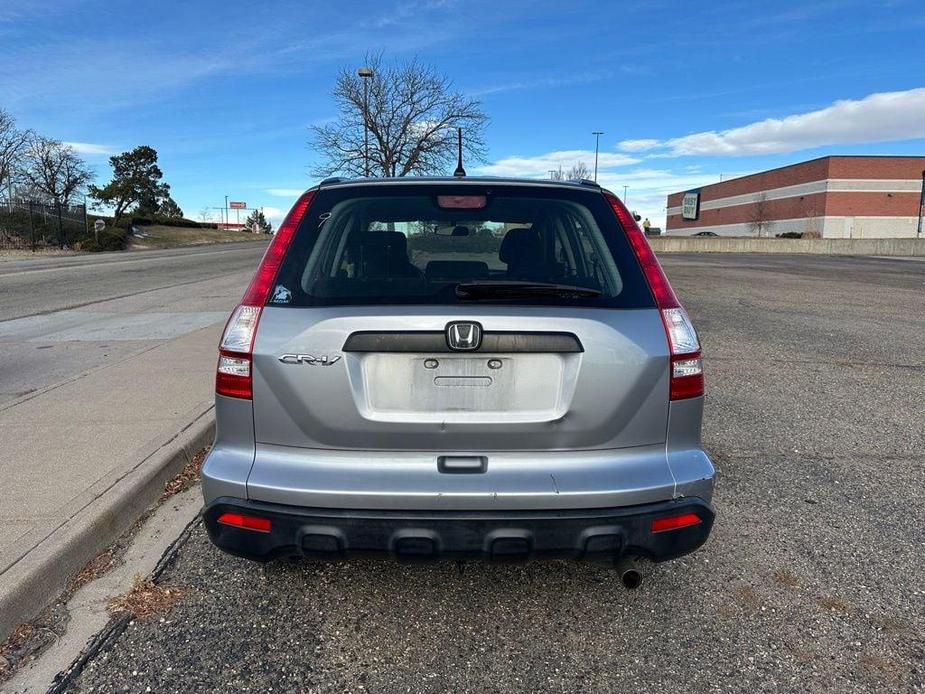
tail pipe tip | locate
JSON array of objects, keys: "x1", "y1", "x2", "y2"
[{"x1": 614, "y1": 557, "x2": 644, "y2": 590}]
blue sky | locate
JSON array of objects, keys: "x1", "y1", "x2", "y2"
[{"x1": 2, "y1": 0, "x2": 924, "y2": 228}]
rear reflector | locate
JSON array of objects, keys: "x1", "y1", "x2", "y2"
[
  {"x1": 651, "y1": 512, "x2": 702, "y2": 533},
  {"x1": 604, "y1": 191, "x2": 704, "y2": 400},
  {"x1": 217, "y1": 512, "x2": 271, "y2": 533}
]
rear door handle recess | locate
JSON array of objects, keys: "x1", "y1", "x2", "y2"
[{"x1": 437, "y1": 456, "x2": 487, "y2": 474}]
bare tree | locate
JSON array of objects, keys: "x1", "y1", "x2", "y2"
[
  {"x1": 0, "y1": 109, "x2": 31, "y2": 198},
  {"x1": 198, "y1": 207, "x2": 213, "y2": 223},
  {"x1": 567, "y1": 161, "x2": 591, "y2": 181},
  {"x1": 22, "y1": 136, "x2": 93, "y2": 206},
  {"x1": 748, "y1": 193, "x2": 772, "y2": 237},
  {"x1": 311, "y1": 53, "x2": 488, "y2": 178},
  {"x1": 803, "y1": 208, "x2": 821, "y2": 238},
  {"x1": 550, "y1": 161, "x2": 591, "y2": 181}
]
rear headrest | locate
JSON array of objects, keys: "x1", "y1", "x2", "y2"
[
  {"x1": 357, "y1": 231, "x2": 415, "y2": 277},
  {"x1": 499, "y1": 228, "x2": 541, "y2": 265},
  {"x1": 358, "y1": 231, "x2": 408, "y2": 255}
]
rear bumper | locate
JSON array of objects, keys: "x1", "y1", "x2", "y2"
[{"x1": 203, "y1": 496, "x2": 715, "y2": 563}]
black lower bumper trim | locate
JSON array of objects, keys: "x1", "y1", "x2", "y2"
[{"x1": 203, "y1": 497, "x2": 714, "y2": 564}]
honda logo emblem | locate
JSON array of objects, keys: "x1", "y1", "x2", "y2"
[{"x1": 446, "y1": 321, "x2": 482, "y2": 351}]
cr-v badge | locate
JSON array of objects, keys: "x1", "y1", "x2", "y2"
[{"x1": 279, "y1": 354, "x2": 342, "y2": 366}]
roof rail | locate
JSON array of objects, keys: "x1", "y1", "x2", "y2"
[
  {"x1": 320, "y1": 177, "x2": 346, "y2": 185},
  {"x1": 577, "y1": 179, "x2": 601, "y2": 187}
]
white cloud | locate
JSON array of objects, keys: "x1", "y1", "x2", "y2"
[
  {"x1": 261, "y1": 206, "x2": 287, "y2": 225},
  {"x1": 635, "y1": 87, "x2": 925, "y2": 157},
  {"x1": 265, "y1": 188, "x2": 305, "y2": 197},
  {"x1": 469, "y1": 71, "x2": 611, "y2": 97},
  {"x1": 476, "y1": 146, "x2": 740, "y2": 230},
  {"x1": 474, "y1": 150, "x2": 638, "y2": 177},
  {"x1": 595, "y1": 168, "x2": 749, "y2": 232},
  {"x1": 64, "y1": 141, "x2": 115, "y2": 155},
  {"x1": 617, "y1": 139, "x2": 660, "y2": 152}
]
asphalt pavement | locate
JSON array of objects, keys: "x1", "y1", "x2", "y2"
[
  {"x1": 60, "y1": 253, "x2": 925, "y2": 693},
  {"x1": 0, "y1": 243, "x2": 267, "y2": 404}
]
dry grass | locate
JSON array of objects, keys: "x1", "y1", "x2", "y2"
[
  {"x1": 772, "y1": 568, "x2": 800, "y2": 588},
  {"x1": 128, "y1": 225, "x2": 267, "y2": 250},
  {"x1": 70, "y1": 549, "x2": 116, "y2": 593},
  {"x1": 0, "y1": 615, "x2": 63, "y2": 682},
  {"x1": 160, "y1": 448, "x2": 208, "y2": 502},
  {"x1": 817, "y1": 594, "x2": 853, "y2": 614},
  {"x1": 871, "y1": 615, "x2": 912, "y2": 636},
  {"x1": 0, "y1": 624, "x2": 36, "y2": 677},
  {"x1": 858, "y1": 652, "x2": 909, "y2": 685},
  {"x1": 108, "y1": 577, "x2": 184, "y2": 619}
]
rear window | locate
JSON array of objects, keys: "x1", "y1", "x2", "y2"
[{"x1": 270, "y1": 183, "x2": 653, "y2": 309}]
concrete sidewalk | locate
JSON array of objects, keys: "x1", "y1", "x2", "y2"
[{"x1": 0, "y1": 322, "x2": 223, "y2": 639}]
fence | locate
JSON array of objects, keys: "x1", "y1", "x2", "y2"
[{"x1": 0, "y1": 199, "x2": 89, "y2": 250}]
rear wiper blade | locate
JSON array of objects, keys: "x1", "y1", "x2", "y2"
[{"x1": 455, "y1": 280, "x2": 602, "y2": 299}]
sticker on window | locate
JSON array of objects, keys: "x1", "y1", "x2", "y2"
[{"x1": 270, "y1": 285, "x2": 292, "y2": 304}]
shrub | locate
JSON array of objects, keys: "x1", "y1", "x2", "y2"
[
  {"x1": 776, "y1": 231, "x2": 803, "y2": 239},
  {"x1": 81, "y1": 226, "x2": 129, "y2": 252},
  {"x1": 130, "y1": 215, "x2": 214, "y2": 229}
]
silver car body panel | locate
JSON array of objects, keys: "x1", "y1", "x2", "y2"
[{"x1": 251, "y1": 306, "x2": 669, "y2": 451}]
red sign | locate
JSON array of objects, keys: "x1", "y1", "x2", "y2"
[{"x1": 229, "y1": 201, "x2": 246, "y2": 209}]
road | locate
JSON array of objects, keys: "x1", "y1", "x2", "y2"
[
  {"x1": 60, "y1": 253, "x2": 925, "y2": 693},
  {"x1": 0, "y1": 243, "x2": 267, "y2": 404}
]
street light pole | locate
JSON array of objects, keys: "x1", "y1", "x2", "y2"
[
  {"x1": 622, "y1": 185, "x2": 629, "y2": 206},
  {"x1": 358, "y1": 67, "x2": 374, "y2": 177},
  {"x1": 224, "y1": 195, "x2": 228, "y2": 227},
  {"x1": 592, "y1": 131, "x2": 603, "y2": 182}
]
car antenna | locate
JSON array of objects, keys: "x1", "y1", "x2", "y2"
[{"x1": 453, "y1": 127, "x2": 466, "y2": 177}]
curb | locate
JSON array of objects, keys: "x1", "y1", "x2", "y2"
[{"x1": 0, "y1": 409, "x2": 215, "y2": 641}]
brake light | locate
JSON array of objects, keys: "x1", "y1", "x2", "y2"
[
  {"x1": 217, "y1": 512, "x2": 272, "y2": 533},
  {"x1": 604, "y1": 192, "x2": 703, "y2": 400},
  {"x1": 216, "y1": 190, "x2": 316, "y2": 399},
  {"x1": 651, "y1": 512, "x2": 702, "y2": 533},
  {"x1": 437, "y1": 194, "x2": 487, "y2": 209}
]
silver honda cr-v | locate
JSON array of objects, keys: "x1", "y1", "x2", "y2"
[{"x1": 201, "y1": 177, "x2": 715, "y2": 578}]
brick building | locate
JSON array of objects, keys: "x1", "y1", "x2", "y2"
[{"x1": 666, "y1": 155, "x2": 925, "y2": 238}]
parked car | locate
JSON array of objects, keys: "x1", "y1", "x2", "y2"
[
  {"x1": 201, "y1": 177, "x2": 715, "y2": 587},
  {"x1": 692, "y1": 231, "x2": 718, "y2": 236}
]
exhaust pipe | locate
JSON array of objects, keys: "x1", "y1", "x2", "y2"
[{"x1": 614, "y1": 557, "x2": 643, "y2": 590}]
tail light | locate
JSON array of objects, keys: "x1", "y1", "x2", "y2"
[
  {"x1": 216, "y1": 190, "x2": 316, "y2": 399},
  {"x1": 604, "y1": 192, "x2": 703, "y2": 400}
]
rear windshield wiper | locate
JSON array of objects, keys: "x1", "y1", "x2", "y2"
[{"x1": 455, "y1": 280, "x2": 602, "y2": 300}]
